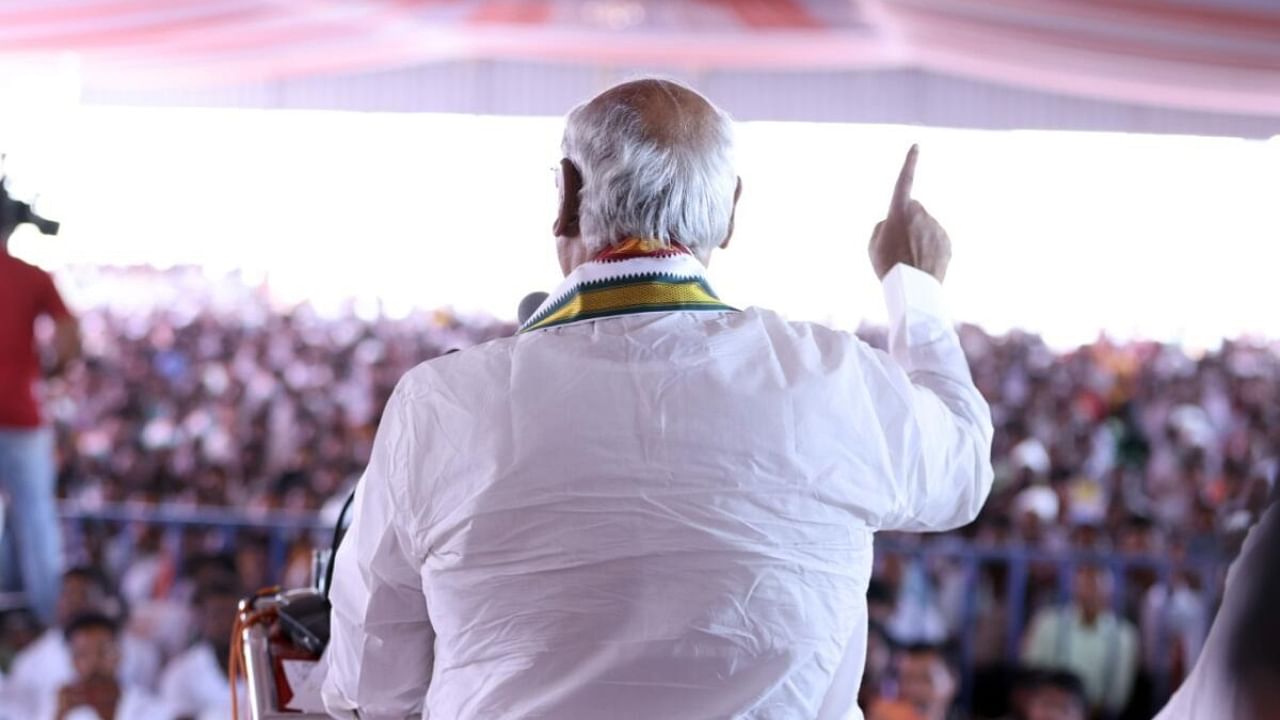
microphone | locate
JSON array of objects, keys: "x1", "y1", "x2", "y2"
[{"x1": 518, "y1": 292, "x2": 549, "y2": 326}]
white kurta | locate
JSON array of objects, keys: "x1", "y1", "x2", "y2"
[
  {"x1": 42, "y1": 686, "x2": 171, "y2": 720},
  {"x1": 322, "y1": 258, "x2": 994, "y2": 720},
  {"x1": 158, "y1": 642, "x2": 248, "y2": 720}
]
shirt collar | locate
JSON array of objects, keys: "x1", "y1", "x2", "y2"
[
  {"x1": 1068, "y1": 605, "x2": 1114, "y2": 632},
  {"x1": 520, "y1": 239, "x2": 733, "y2": 333}
]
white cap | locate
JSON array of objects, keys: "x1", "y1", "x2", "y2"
[
  {"x1": 1011, "y1": 439, "x2": 1051, "y2": 478},
  {"x1": 1014, "y1": 485, "x2": 1060, "y2": 524}
]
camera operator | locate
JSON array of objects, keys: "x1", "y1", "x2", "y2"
[{"x1": 0, "y1": 208, "x2": 79, "y2": 625}]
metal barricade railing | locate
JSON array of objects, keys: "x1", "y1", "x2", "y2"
[
  {"x1": 56, "y1": 505, "x2": 1229, "y2": 715},
  {"x1": 59, "y1": 503, "x2": 334, "y2": 586}
]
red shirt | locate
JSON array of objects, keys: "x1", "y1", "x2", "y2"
[{"x1": 0, "y1": 250, "x2": 72, "y2": 428}]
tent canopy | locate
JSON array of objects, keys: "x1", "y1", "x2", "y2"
[{"x1": 2, "y1": 0, "x2": 1279, "y2": 135}]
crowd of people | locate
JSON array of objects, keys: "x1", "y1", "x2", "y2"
[
  {"x1": 0, "y1": 267, "x2": 1275, "y2": 719},
  {"x1": 862, "y1": 324, "x2": 1278, "y2": 719},
  {"x1": 0, "y1": 267, "x2": 513, "y2": 719}
]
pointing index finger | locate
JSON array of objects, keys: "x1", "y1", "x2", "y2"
[{"x1": 890, "y1": 144, "x2": 919, "y2": 217}]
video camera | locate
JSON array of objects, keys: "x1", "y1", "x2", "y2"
[{"x1": 0, "y1": 171, "x2": 59, "y2": 236}]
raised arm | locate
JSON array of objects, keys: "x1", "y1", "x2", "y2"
[
  {"x1": 50, "y1": 317, "x2": 80, "y2": 375},
  {"x1": 35, "y1": 269, "x2": 79, "y2": 375},
  {"x1": 866, "y1": 146, "x2": 995, "y2": 532},
  {"x1": 322, "y1": 386, "x2": 436, "y2": 720}
]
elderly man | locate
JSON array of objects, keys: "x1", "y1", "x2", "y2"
[{"x1": 322, "y1": 79, "x2": 993, "y2": 719}]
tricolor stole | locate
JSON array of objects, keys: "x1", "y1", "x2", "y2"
[{"x1": 519, "y1": 239, "x2": 736, "y2": 333}]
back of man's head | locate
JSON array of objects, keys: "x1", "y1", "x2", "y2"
[
  {"x1": 185, "y1": 552, "x2": 238, "y2": 587},
  {"x1": 562, "y1": 78, "x2": 737, "y2": 256},
  {"x1": 64, "y1": 611, "x2": 119, "y2": 642},
  {"x1": 1021, "y1": 670, "x2": 1088, "y2": 720}
]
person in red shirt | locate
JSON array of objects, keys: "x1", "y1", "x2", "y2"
[{"x1": 0, "y1": 222, "x2": 80, "y2": 624}]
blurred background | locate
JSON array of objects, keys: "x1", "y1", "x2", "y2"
[{"x1": 0, "y1": 1, "x2": 1278, "y2": 719}]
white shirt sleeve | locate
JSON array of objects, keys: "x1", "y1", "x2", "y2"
[
  {"x1": 322, "y1": 385, "x2": 436, "y2": 720},
  {"x1": 871, "y1": 263, "x2": 995, "y2": 531}
]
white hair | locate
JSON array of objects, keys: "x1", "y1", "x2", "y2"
[{"x1": 562, "y1": 82, "x2": 737, "y2": 255}]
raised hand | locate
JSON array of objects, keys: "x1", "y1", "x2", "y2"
[{"x1": 868, "y1": 145, "x2": 953, "y2": 283}]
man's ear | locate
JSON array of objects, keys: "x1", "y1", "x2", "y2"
[
  {"x1": 720, "y1": 177, "x2": 743, "y2": 250},
  {"x1": 553, "y1": 158, "x2": 583, "y2": 238}
]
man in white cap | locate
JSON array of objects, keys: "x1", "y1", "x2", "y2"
[{"x1": 323, "y1": 78, "x2": 994, "y2": 719}]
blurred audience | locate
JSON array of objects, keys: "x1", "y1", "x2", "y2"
[
  {"x1": 0, "y1": 267, "x2": 1270, "y2": 719},
  {"x1": 49, "y1": 270, "x2": 510, "y2": 518},
  {"x1": 866, "y1": 323, "x2": 1277, "y2": 718}
]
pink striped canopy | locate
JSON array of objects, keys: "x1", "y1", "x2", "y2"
[{"x1": 2, "y1": 0, "x2": 1279, "y2": 116}]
